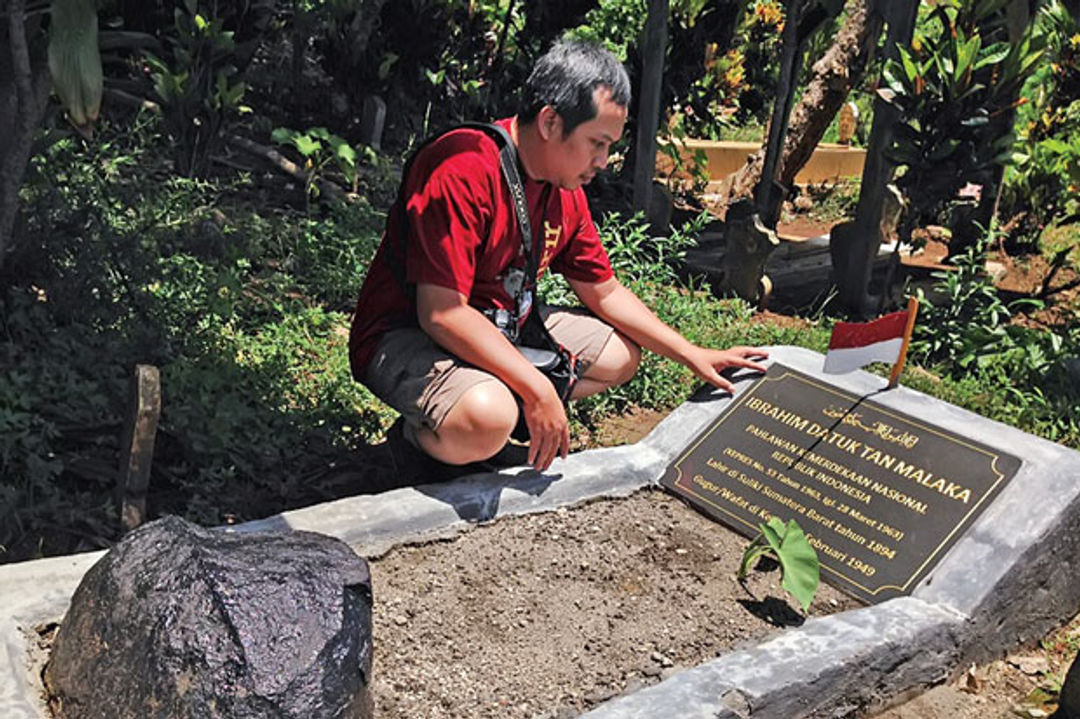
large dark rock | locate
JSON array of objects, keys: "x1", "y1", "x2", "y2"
[
  {"x1": 1062, "y1": 655, "x2": 1080, "y2": 719},
  {"x1": 45, "y1": 516, "x2": 373, "y2": 719}
]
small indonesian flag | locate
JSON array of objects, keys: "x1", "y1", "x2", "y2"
[{"x1": 823, "y1": 298, "x2": 919, "y2": 386}]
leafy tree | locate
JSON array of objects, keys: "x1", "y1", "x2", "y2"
[{"x1": 881, "y1": 0, "x2": 1044, "y2": 252}]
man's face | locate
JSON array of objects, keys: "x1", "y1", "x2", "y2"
[{"x1": 547, "y1": 87, "x2": 627, "y2": 190}]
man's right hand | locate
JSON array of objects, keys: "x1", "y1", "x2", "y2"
[{"x1": 520, "y1": 380, "x2": 570, "y2": 472}]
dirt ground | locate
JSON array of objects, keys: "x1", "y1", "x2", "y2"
[
  {"x1": 366, "y1": 478, "x2": 1078, "y2": 719},
  {"x1": 367, "y1": 488, "x2": 859, "y2": 719}
]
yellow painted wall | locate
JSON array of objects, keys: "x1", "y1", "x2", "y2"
[{"x1": 661, "y1": 139, "x2": 867, "y2": 186}]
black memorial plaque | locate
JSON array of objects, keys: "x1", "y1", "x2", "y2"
[{"x1": 661, "y1": 363, "x2": 1022, "y2": 604}]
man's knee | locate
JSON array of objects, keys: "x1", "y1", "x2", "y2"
[
  {"x1": 430, "y1": 380, "x2": 518, "y2": 461},
  {"x1": 455, "y1": 381, "x2": 518, "y2": 436},
  {"x1": 591, "y1": 331, "x2": 641, "y2": 387}
]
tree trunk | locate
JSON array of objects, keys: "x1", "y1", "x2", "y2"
[
  {"x1": 0, "y1": 0, "x2": 51, "y2": 272},
  {"x1": 726, "y1": 0, "x2": 881, "y2": 204},
  {"x1": 632, "y1": 0, "x2": 668, "y2": 218}
]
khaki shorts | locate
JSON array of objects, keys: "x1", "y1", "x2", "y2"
[{"x1": 364, "y1": 306, "x2": 615, "y2": 436}]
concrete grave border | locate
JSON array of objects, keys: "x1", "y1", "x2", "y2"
[{"x1": 2, "y1": 345, "x2": 1079, "y2": 718}]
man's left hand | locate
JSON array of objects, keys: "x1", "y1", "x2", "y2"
[{"x1": 682, "y1": 346, "x2": 769, "y2": 394}]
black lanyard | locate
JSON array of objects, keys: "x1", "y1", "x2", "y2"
[{"x1": 389, "y1": 122, "x2": 549, "y2": 341}]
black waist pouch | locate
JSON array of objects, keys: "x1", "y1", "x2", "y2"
[{"x1": 502, "y1": 306, "x2": 581, "y2": 405}]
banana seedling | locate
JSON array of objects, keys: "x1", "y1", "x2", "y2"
[{"x1": 738, "y1": 516, "x2": 820, "y2": 612}]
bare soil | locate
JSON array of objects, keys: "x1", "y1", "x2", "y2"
[
  {"x1": 907, "y1": 238, "x2": 1080, "y2": 332},
  {"x1": 367, "y1": 489, "x2": 858, "y2": 719}
]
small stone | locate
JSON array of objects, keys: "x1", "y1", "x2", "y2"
[
  {"x1": 675, "y1": 548, "x2": 688, "y2": 555},
  {"x1": 985, "y1": 260, "x2": 1008, "y2": 282},
  {"x1": 393, "y1": 614, "x2": 408, "y2": 626},
  {"x1": 660, "y1": 665, "x2": 684, "y2": 681},
  {"x1": 1010, "y1": 655, "x2": 1051, "y2": 675},
  {"x1": 585, "y1": 686, "x2": 618, "y2": 704}
]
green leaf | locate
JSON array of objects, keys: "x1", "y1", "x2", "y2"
[
  {"x1": 974, "y1": 42, "x2": 1011, "y2": 71},
  {"x1": 738, "y1": 517, "x2": 821, "y2": 612},
  {"x1": 737, "y1": 539, "x2": 771, "y2": 580},
  {"x1": 955, "y1": 35, "x2": 980, "y2": 83},
  {"x1": 293, "y1": 135, "x2": 321, "y2": 157},
  {"x1": 271, "y1": 127, "x2": 295, "y2": 145},
  {"x1": 772, "y1": 519, "x2": 821, "y2": 612},
  {"x1": 760, "y1": 516, "x2": 785, "y2": 550},
  {"x1": 899, "y1": 45, "x2": 920, "y2": 84},
  {"x1": 333, "y1": 141, "x2": 357, "y2": 168},
  {"x1": 1042, "y1": 139, "x2": 1072, "y2": 154}
]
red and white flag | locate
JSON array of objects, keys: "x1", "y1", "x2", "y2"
[{"x1": 823, "y1": 299, "x2": 919, "y2": 385}]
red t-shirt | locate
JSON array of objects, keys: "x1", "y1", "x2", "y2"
[{"x1": 348, "y1": 118, "x2": 614, "y2": 378}]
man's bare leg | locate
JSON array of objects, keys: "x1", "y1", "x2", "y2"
[
  {"x1": 415, "y1": 380, "x2": 518, "y2": 465},
  {"x1": 573, "y1": 330, "x2": 641, "y2": 399},
  {"x1": 415, "y1": 331, "x2": 640, "y2": 465}
]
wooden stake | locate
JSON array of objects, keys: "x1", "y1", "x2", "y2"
[
  {"x1": 118, "y1": 364, "x2": 161, "y2": 531},
  {"x1": 887, "y1": 297, "x2": 919, "y2": 388}
]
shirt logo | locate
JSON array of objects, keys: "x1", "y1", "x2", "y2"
[{"x1": 540, "y1": 221, "x2": 562, "y2": 268}]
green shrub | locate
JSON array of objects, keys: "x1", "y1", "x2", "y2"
[
  {"x1": 2, "y1": 112, "x2": 391, "y2": 562},
  {"x1": 909, "y1": 227, "x2": 1079, "y2": 448},
  {"x1": 882, "y1": 0, "x2": 1045, "y2": 250},
  {"x1": 1002, "y1": 1, "x2": 1080, "y2": 235},
  {"x1": 143, "y1": 1, "x2": 250, "y2": 177}
]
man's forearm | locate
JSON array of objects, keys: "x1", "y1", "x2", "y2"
[
  {"x1": 572, "y1": 278, "x2": 694, "y2": 361},
  {"x1": 570, "y1": 276, "x2": 769, "y2": 392}
]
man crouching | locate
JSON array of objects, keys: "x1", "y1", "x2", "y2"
[{"x1": 349, "y1": 40, "x2": 767, "y2": 477}]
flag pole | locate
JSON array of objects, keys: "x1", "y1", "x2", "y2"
[{"x1": 887, "y1": 296, "x2": 919, "y2": 388}]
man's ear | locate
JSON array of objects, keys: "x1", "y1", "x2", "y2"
[{"x1": 536, "y1": 106, "x2": 562, "y2": 141}]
